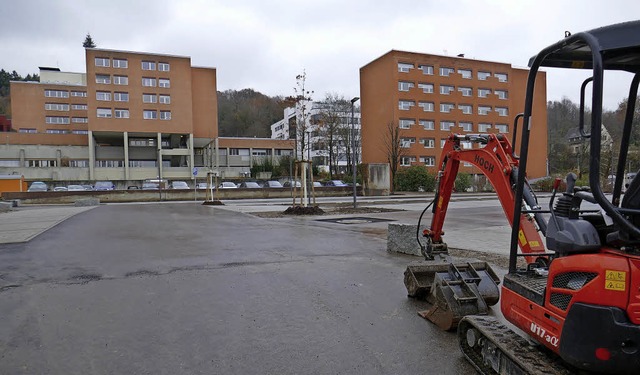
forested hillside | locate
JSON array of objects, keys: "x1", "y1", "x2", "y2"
[
  {"x1": 217, "y1": 89, "x2": 286, "y2": 137},
  {"x1": 0, "y1": 69, "x2": 39, "y2": 115}
]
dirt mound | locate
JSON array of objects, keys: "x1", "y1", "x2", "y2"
[{"x1": 283, "y1": 205, "x2": 325, "y2": 215}]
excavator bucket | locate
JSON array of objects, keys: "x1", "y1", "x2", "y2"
[{"x1": 404, "y1": 260, "x2": 500, "y2": 330}]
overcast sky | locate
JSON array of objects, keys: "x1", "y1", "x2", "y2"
[{"x1": 2, "y1": 1, "x2": 639, "y2": 110}]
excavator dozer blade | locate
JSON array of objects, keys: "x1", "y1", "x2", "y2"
[{"x1": 404, "y1": 260, "x2": 500, "y2": 330}]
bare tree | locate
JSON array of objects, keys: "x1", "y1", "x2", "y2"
[
  {"x1": 315, "y1": 94, "x2": 351, "y2": 178},
  {"x1": 383, "y1": 121, "x2": 407, "y2": 192},
  {"x1": 285, "y1": 70, "x2": 313, "y2": 160}
]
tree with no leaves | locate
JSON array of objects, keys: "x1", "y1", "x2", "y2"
[
  {"x1": 285, "y1": 70, "x2": 313, "y2": 160},
  {"x1": 83, "y1": 33, "x2": 96, "y2": 48},
  {"x1": 383, "y1": 121, "x2": 407, "y2": 192}
]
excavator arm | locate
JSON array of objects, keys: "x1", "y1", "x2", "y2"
[{"x1": 424, "y1": 133, "x2": 546, "y2": 264}]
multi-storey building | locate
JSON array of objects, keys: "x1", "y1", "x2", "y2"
[
  {"x1": 3, "y1": 48, "x2": 294, "y2": 185},
  {"x1": 360, "y1": 50, "x2": 548, "y2": 179},
  {"x1": 270, "y1": 101, "x2": 361, "y2": 174}
]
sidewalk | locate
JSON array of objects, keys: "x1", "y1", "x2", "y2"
[{"x1": 0, "y1": 205, "x2": 98, "y2": 244}]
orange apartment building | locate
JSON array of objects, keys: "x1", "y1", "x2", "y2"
[
  {"x1": 3, "y1": 48, "x2": 294, "y2": 186},
  {"x1": 359, "y1": 50, "x2": 548, "y2": 180}
]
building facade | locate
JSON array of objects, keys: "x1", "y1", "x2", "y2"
[
  {"x1": 359, "y1": 50, "x2": 548, "y2": 178},
  {"x1": 2, "y1": 48, "x2": 294, "y2": 186},
  {"x1": 270, "y1": 101, "x2": 361, "y2": 174}
]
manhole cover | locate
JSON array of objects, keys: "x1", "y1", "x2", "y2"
[{"x1": 316, "y1": 217, "x2": 395, "y2": 225}]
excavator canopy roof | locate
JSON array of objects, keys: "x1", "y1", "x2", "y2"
[{"x1": 529, "y1": 20, "x2": 640, "y2": 72}]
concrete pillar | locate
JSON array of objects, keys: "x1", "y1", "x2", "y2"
[
  {"x1": 56, "y1": 149, "x2": 61, "y2": 167},
  {"x1": 19, "y1": 149, "x2": 25, "y2": 167},
  {"x1": 189, "y1": 133, "x2": 194, "y2": 170},
  {"x1": 249, "y1": 147, "x2": 253, "y2": 168},
  {"x1": 157, "y1": 132, "x2": 163, "y2": 180},
  {"x1": 123, "y1": 132, "x2": 130, "y2": 180},
  {"x1": 88, "y1": 131, "x2": 95, "y2": 180}
]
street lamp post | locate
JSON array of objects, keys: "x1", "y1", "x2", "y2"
[
  {"x1": 351, "y1": 97, "x2": 360, "y2": 208},
  {"x1": 307, "y1": 131, "x2": 312, "y2": 205}
]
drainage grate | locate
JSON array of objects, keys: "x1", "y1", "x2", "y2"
[{"x1": 316, "y1": 217, "x2": 395, "y2": 225}]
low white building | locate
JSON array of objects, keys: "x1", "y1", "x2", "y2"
[{"x1": 270, "y1": 100, "x2": 361, "y2": 175}]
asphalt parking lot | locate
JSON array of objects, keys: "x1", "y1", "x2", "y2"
[{"x1": 0, "y1": 196, "x2": 513, "y2": 374}]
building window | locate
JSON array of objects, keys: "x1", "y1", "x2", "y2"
[
  {"x1": 95, "y1": 74, "x2": 111, "y2": 84},
  {"x1": 44, "y1": 89, "x2": 69, "y2": 98},
  {"x1": 458, "y1": 87, "x2": 472, "y2": 97},
  {"x1": 440, "y1": 121, "x2": 455, "y2": 131},
  {"x1": 440, "y1": 85, "x2": 454, "y2": 95},
  {"x1": 45, "y1": 116, "x2": 70, "y2": 124},
  {"x1": 458, "y1": 104, "x2": 473, "y2": 114},
  {"x1": 113, "y1": 58, "x2": 128, "y2": 68},
  {"x1": 71, "y1": 104, "x2": 87, "y2": 110},
  {"x1": 95, "y1": 57, "x2": 110, "y2": 67},
  {"x1": 45, "y1": 129, "x2": 68, "y2": 134},
  {"x1": 418, "y1": 101, "x2": 434, "y2": 112},
  {"x1": 95, "y1": 160, "x2": 124, "y2": 168},
  {"x1": 399, "y1": 100, "x2": 415, "y2": 111},
  {"x1": 398, "y1": 81, "x2": 414, "y2": 92},
  {"x1": 461, "y1": 141, "x2": 473, "y2": 149},
  {"x1": 420, "y1": 156, "x2": 435, "y2": 166},
  {"x1": 113, "y1": 75, "x2": 128, "y2": 85},
  {"x1": 114, "y1": 109, "x2": 130, "y2": 119},
  {"x1": 420, "y1": 119, "x2": 435, "y2": 130},
  {"x1": 495, "y1": 124, "x2": 509, "y2": 133},
  {"x1": 421, "y1": 138, "x2": 435, "y2": 148},
  {"x1": 479, "y1": 123, "x2": 492, "y2": 132},
  {"x1": 158, "y1": 78, "x2": 170, "y2": 88},
  {"x1": 418, "y1": 83, "x2": 434, "y2": 93},
  {"x1": 478, "y1": 71, "x2": 491, "y2": 80},
  {"x1": 19, "y1": 128, "x2": 37, "y2": 133},
  {"x1": 158, "y1": 62, "x2": 170, "y2": 71},
  {"x1": 400, "y1": 156, "x2": 415, "y2": 166},
  {"x1": 459, "y1": 122, "x2": 473, "y2": 132},
  {"x1": 114, "y1": 92, "x2": 129, "y2": 102},
  {"x1": 440, "y1": 139, "x2": 448, "y2": 148},
  {"x1": 142, "y1": 77, "x2": 157, "y2": 87},
  {"x1": 419, "y1": 64, "x2": 434, "y2": 75},
  {"x1": 440, "y1": 103, "x2": 455, "y2": 113},
  {"x1": 400, "y1": 137, "x2": 415, "y2": 148},
  {"x1": 97, "y1": 108, "x2": 112, "y2": 118},
  {"x1": 496, "y1": 107, "x2": 508, "y2": 116},
  {"x1": 478, "y1": 88, "x2": 491, "y2": 98},
  {"x1": 69, "y1": 159, "x2": 89, "y2": 167},
  {"x1": 0, "y1": 160, "x2": 21, "y2": 166},
  {"x1": 71, "y1": 91, "x2": 87, "y2": 97},
  {"x1": 143, "y1": 93, "x2": 157, "y2": 103},
  {"x1": 495, "y1": 90, "x2": 508, "y2": 99},
  {"x1": 72, "y1": 117, "x2": 88, "y2": 123},
  {"x1": 159, "y1": 95, "x2": 171, "y2": 104},
  {"x1": 399, "y1": 118, "x2": 415, "y2": 129},
  {"x1": 96, "y1": 91, "x2": 111, "y2": 101},
  {"x1": 160, "y1": 111, "x2": 171, "y2": 120},
  {"x1": 398, "y1": 62, "x2": 414, "y2": 73},
  {"x1": 71, "y1": 130, "x2": 89, "y2": 135},
  {"x1": 45, "y1": 103, "x2": 69, "y2": 111},
  {"x1": 26, "y1": 159, "x2": 58, "y2": 166},
  {"x1": 495, "y1": 73, "x2": 508, "y2": 82},
  {"x1": 478, "y1": 106, "x2": 492, "y2": 115},
  {"x1": 142, "y1": 61, "x2": 156, "y2": 70},
  {"x1": 458, "y1": 69, "x2": 472, "y2": 79},
  {"x1": 439, "y1": 67, "x2": 454, "y2": 77},
  {"x1": 143, "y1": 110, "x2": 157, "y2": 119}
]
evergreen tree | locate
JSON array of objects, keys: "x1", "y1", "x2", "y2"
[{"x1": 83, "y1": 33, "x2": 96, "y2": 48}]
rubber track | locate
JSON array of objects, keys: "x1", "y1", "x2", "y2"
[{"x1": 459, "y1": 316, "x2": 575, "y2": 375}]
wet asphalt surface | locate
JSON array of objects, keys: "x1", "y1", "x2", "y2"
[{"x1": 0, "y1": 202, "x2": 476, "y2": 374}]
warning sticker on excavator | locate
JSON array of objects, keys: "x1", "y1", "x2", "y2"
[
  {"x1": 605, "y1": 270, "x2": 626, "y2": 291},
  {"x1": 518, "y1": 229, "x2": 527, "y2": 247}
]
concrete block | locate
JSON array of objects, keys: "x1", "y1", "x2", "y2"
[
  {"x1": 74, "y1": 198, "x2": 100, "y2": 207},
  {"x1": 387, "y1": 223, "x2": 423, "y2": 256},
  {"x1": 0, "y1": 202, "x2": 13, "y2": 212}
]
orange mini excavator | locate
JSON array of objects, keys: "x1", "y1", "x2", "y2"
[{"x1": 404, "y1": 21, "x2": 640, "y2": 374}]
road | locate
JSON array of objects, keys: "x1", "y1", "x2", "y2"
[{"x1": 0, "y1": 197, "x2": 516, "y2": 374}]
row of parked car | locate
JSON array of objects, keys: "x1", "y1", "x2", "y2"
[{"x1": 27, "y1": 179, "x2": 354, "y2": 192}]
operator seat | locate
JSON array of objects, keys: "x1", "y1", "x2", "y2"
[{"x1": 607, "y1": 170, "x2": 640, "y2": 246}]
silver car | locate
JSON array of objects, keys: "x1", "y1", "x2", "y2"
[{"x1": 28, "y1": 181, "x2": 48, "y2": 192}]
